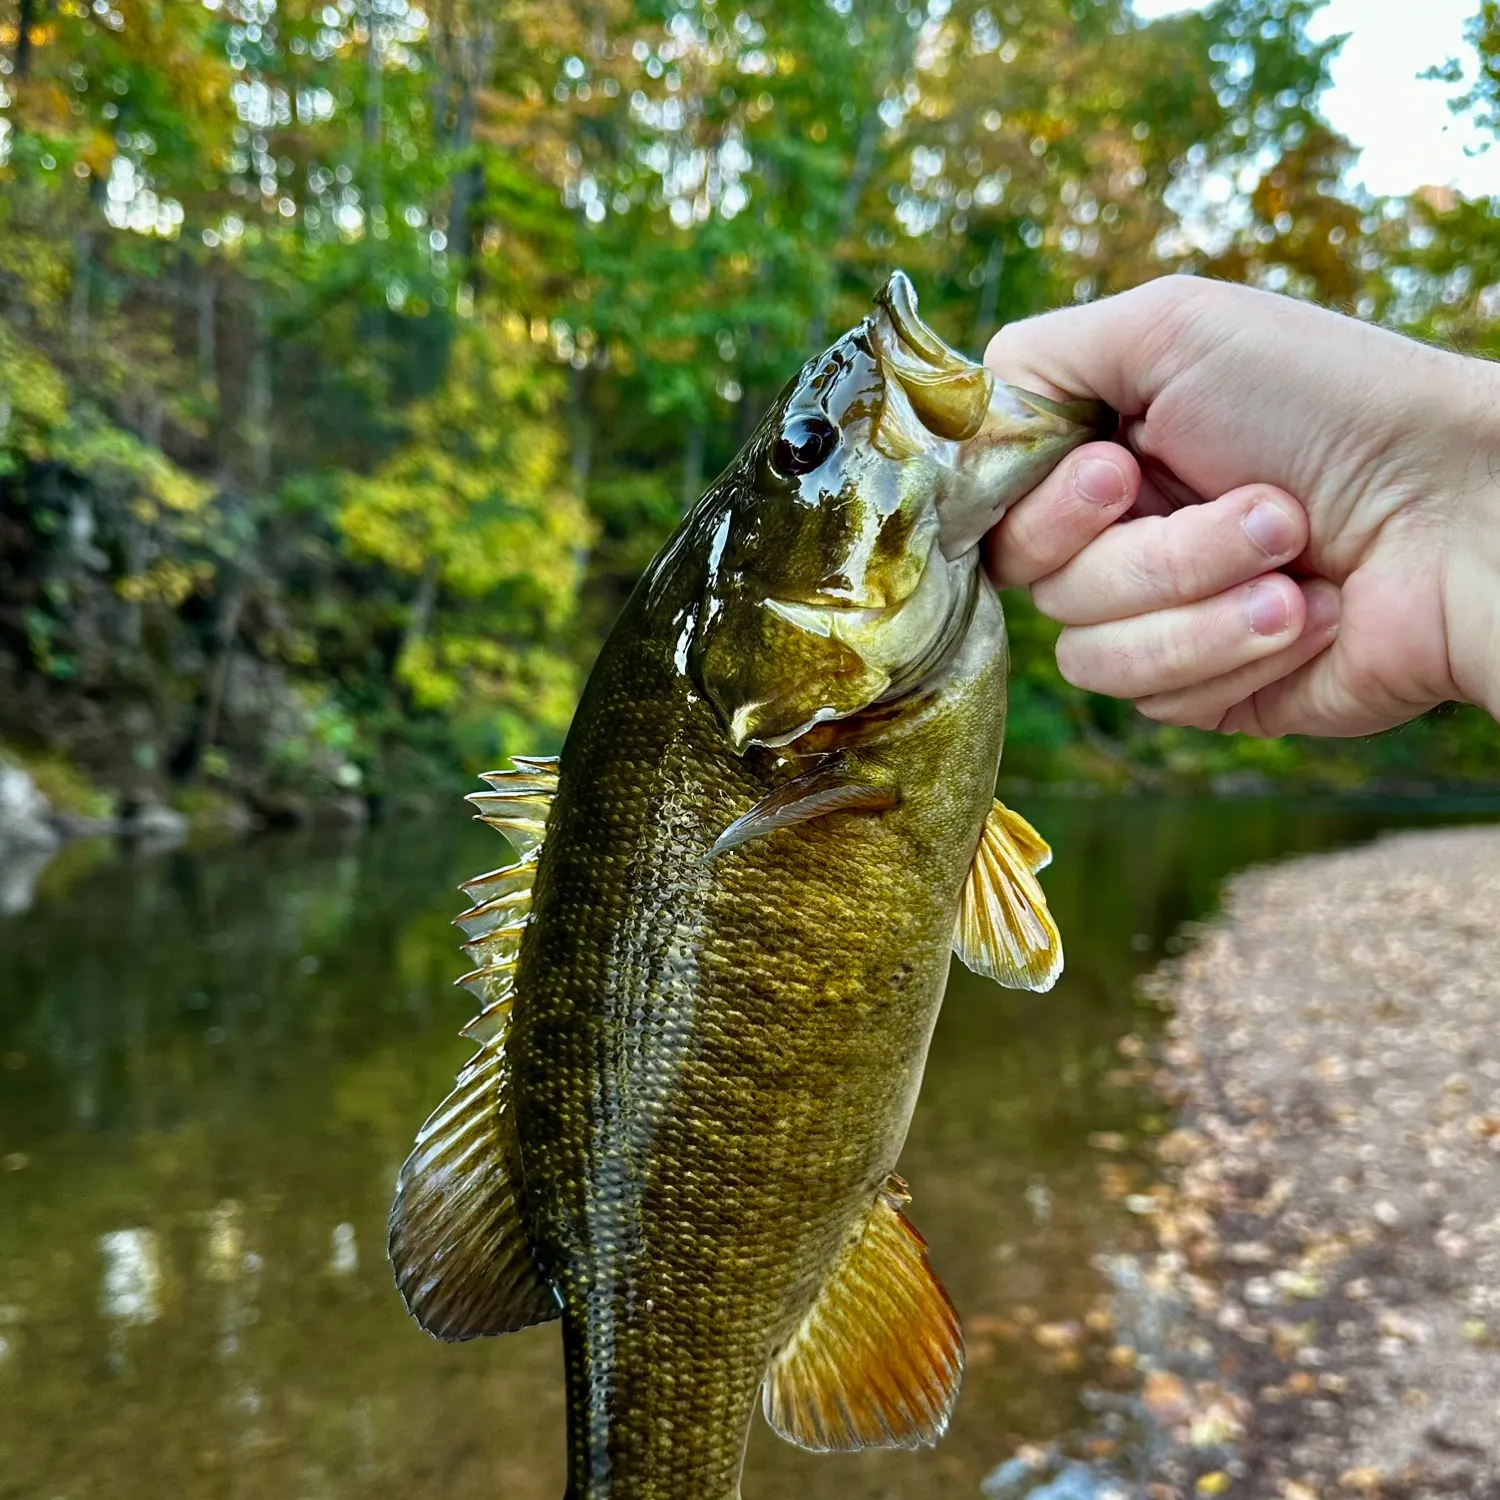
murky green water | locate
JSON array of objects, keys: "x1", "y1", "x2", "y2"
[{"x1": 2, "y1": 794, "x2": 1497, "y2": 1499}]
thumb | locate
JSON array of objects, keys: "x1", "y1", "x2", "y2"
[{"x1": 984, "y1": 276, "x2": 1205, "y2": 414}]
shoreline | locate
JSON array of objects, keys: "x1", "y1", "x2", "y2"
[{"x1": 1134, "y1": 827, "x2": 1500, "y2": 1499}]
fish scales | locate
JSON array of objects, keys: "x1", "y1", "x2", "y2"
[
  {"x1": 389, "y1": 271, "x2": 1113, "y2": 1499},
  {"x1": 516, "y1": 565, "x2": 1005, "y2": 1498}
]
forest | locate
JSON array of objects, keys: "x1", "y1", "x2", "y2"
[{"x1": 1, "y1": 0, "x2": 1498, "y2": 828}]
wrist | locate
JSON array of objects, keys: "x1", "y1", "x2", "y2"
[{"x1": 1438, "y1": 354, "x2": 1500, "y2": 720}]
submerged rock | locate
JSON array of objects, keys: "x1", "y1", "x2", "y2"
[{"x1": 0, "y1": 762, "x2": 59, "y2": 852}]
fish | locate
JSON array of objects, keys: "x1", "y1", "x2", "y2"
[{"x1": 388, "y1": 270, "x2": 1112, "y2": 1499}]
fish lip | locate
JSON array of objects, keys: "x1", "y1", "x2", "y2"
[
  {"x1": 869, "y1": 272, "x2": 995, "y2": 444},
  {"x1": 763, "y1": 596, "x2": 887, "y2": 636},
  {"x1": 876, "y1": 270, "x2": 961, "y2": 369}
]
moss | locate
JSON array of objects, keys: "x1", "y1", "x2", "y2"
[
  {"x1": 171, "y1": 787, "x2": 252, "y2": 829},
  {"x1": 0, "y1": 742, "x2": 115, "y2": 820}
]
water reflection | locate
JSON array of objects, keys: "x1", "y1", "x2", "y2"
[{"x1": 1, "y1": 796, "x2": 1495, "y2": 1498}]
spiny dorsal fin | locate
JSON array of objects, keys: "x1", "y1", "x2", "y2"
[
  {"x1": 763, "y1": 1176, "x2": 963, "y2": 1452},
  {"x1": 463, "y1": 755, "x2": 559, "y2": 860},
  {"x1": 386, "y1": 755, "x2": 563, "y2": 1342},
  {"x1": 709, "y1": 753, "x2": 897, "y2": 858},
  {"x1": 451, "y1": 756, "x2": 558, "y2": 1009},
  {"x1": 951, "y1": 799, "x2": 1062, "y2": 993}
]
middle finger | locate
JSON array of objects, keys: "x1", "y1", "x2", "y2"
[
  {"x1": 1033, "y1": 483, "x2": 1307, "y2": 626},
  {"x1": 1055, "y1": 571, "x2": 1308, "y2": 699}
]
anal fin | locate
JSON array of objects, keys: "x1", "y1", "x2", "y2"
[
  {"x1": 952, "y1": 798, "x2": 1062, "y2": 992},
  {"x1": 763, "y1": 1175, "x2": 963, "y2": 1452}
]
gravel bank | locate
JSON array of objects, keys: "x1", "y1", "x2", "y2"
[{"x1": 1139, "y1": 826, "x2": 1500, "y2": 1500}]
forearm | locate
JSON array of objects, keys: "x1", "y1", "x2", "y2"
[{"x1": 1439, "y1": 354, "x2": 1500, "y2": 722}]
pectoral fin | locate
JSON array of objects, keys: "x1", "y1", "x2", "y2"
[
  {"x1": 709, "y1": 754, "x2": 898, "y2": 858},
  {"x1": 763, "y1": 1176, "x2": 963, "y2": 1452},
  {"x1": 952, "y1": 799, "x2": 1062, "y2": 992}
]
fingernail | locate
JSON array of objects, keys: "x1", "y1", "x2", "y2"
[
  {"x1": 1242, "y1": 499, "x2": 1298, "y2": 558},
  {"x1": 1246, "y1": 580, "x2": 1291, "y2": 636},
  {"x1": 1306, "y1": 584, "x2": 1341, "y2": 632},
  {"x1": 1073, "y1": 457, "x2": 1126, "y2": 506}
]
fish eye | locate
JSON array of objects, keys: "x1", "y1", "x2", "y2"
[{"x1": 772, "y1": 415, "x2": 839, "y2": 478}]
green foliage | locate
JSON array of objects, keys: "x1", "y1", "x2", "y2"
[{"x1": 0, "y1": 0, "x2": 1497, "y2": 811}]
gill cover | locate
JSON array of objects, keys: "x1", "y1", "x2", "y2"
[{"x1": 692, "y1": 271, "x2": 1111, "y2": 753}]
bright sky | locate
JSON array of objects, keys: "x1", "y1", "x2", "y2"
[{"x1": 1132, "y1": 0, "x2": 1499, "y2": 197}]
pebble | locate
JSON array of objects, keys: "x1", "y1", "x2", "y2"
[{"x1": 1136, "y1": 827, "x2": 1500, "y2": 1496}]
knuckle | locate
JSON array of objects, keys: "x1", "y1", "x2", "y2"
[
  {"x1": 1154, "y1": 530, "x2": 1199, "y2": 605},
  {"x1": 1030, "y1": 570, "x2": 1062, "y2": 614},
  {"x1": 1131, "y1": 615, "x2": 1192, "y2": 683},
  {"x1": 1054, "y1": 630, "x2": 1087, "y2": 687}
]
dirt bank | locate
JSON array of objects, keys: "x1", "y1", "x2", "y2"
[{"x1": 1139, "y1": 826, "x2": 1500, "y2": 1500}]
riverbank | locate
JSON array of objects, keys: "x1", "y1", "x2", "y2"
[{"x1": 1137, "y1": 826, "x2": 1500, "y2": 1499}]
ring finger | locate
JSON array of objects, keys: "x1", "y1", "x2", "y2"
[
  {"x1": 1133, "y1": 581, "x2": 1342, "y2": 730},
  {"x1": 1055, "y1": 571, "x2": 1308, "y2": 699}
]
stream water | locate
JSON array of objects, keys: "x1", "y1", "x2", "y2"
[{"x1": 2, "y1": 793, "x2": 1496, "y2": 1499}]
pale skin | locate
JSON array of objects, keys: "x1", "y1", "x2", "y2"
[{"x1": 983, "y1": 276, "x2": 1500, "y2": 737}]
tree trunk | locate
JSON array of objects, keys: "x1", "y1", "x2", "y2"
[
  {"x1": 566, "y1": 363, "x2": 593, "y2": 494},
  {"x1": 197, "y1": 268, "x2": 217, "y2": 394},
  {"x1": 809, "y1": 4, "x2": 922, "y2": 345},
  {"x1": 400, "y1": 558, "x2": 441, "y2": 660},
  {"x1": 198, "y1": 574, "x2": 249, "y2": 767},
  {"x1": 680, "y1": 424, "x2": 706, "y2": 513},
  {"x1": 970, "y1": 236, "x2": 1007, "y2": 352},
  {"x1": 70, "y1": 230, "x2": 92, "y2": 348},
  {"x1": 363, "y1": 0, "x2": 384, "y2": 217},
  {"x1": 246, "y1": 289, "x2": 272, "y2": 491},
  {"x1": 15, "y1": 0, "x2": 34, "y2": 78}
]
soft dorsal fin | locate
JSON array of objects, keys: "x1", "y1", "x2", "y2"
[
  {"x1": 952, "y1": 799, "x2": 1062, "y2": 993},
  {"x1": 387, "y1": 1033, "x2": 558, "y2": 1339},
  {"x1": 709, "y1": 754, "x2": 898, "y2": 858},
  {"x1": 763, "y1": 1176, "x2": 963, "y2": 1452},
  {"x1": 387, "y1": 756, "x2": 562, "y2": 1341}
]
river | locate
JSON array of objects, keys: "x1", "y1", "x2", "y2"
[{"x1": 2, "y1": 794, "x2": 1496, "y2": 1499}]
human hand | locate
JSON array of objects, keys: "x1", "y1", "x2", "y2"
[{"x1": 982, "y1": 276, "x2": 1500, "y2": 736}]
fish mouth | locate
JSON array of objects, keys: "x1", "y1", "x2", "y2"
[
  {"x1": 870, "y1": 269, "x2": 1115, "y2": 555},
  {"x1": 871, "y1": 271, "x2": 997, "y2": 444},
  {"x1": 873, "y1": 269, "x2": 1114, "y2": 445}
]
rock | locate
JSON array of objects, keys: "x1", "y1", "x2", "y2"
[
  {"x1": 0, "y1": 842, "x2": 58, "y2": 917},
  {"x1": 127, "y1": 803, "x2": 189, "y2": 845},
  {"x1": 312, "y1": 793, "x2": 369, "y2": 826},
  {"x1": 50, "y1": 808, "x2": 123, "y2": 838},
  {"x1": 0, "y1": 762, "x2": 59, "y2": 851}
]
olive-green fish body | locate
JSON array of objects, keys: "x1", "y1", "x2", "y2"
[
  {"x1": 517, "y1": 534, "x2": 1005, "y2": 1498},
  {"x1": 388, "y1": 272, "x2": 1112, "y2": 1500}
]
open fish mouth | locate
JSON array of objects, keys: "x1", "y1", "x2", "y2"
[
  {"x1": 872, "y1": 268, "x2": 1113, "y2": 448},
  {"x1": 867, "y1": 270, "x2": 1115, "y2": 556},
  {"x1": 870, "y1": 270, "x2": 998, "y2": 445}
]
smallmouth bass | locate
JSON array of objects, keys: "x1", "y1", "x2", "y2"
[{"x1": 390, "y1": 273, "x2": 1112, "y2": 1499}]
